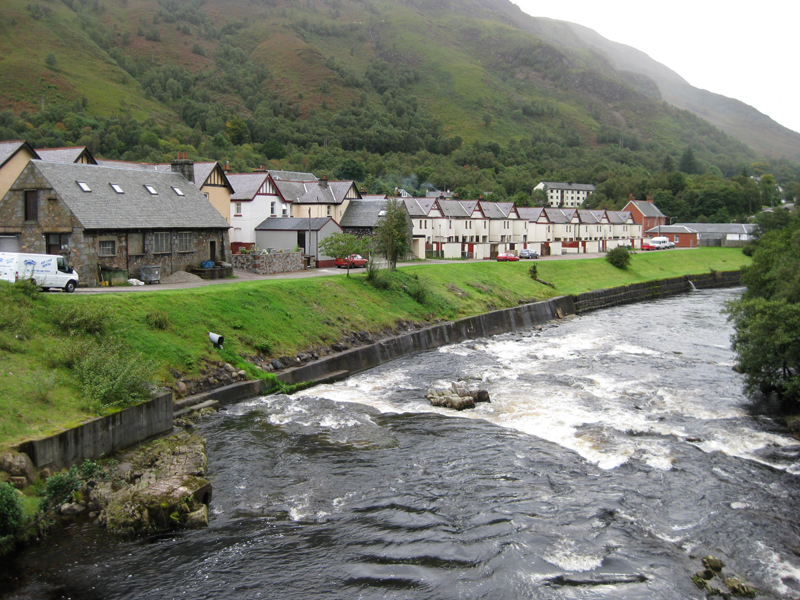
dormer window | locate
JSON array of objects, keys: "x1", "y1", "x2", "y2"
[
  {"x1": 144, "y1": 185, "x2": 158, "y2": 195},
  {"x1": 77, "y1": 182, "x2": 91, "y2": 192},
  {"x1": 110, "y1": 183, "x2": 124, "y2": 194},
  {"x1": 172, "y1": 187, "x2": 185, "y2": 197}
]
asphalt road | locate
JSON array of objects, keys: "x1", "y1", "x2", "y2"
[{"x1": 74, "y1": 252, "x2": 610, "y2": 294}]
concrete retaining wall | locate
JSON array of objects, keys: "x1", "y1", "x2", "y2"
[
  {"x1": 277, "y1": 296, "x2": 575, "y2": 386},
  {"x1": 17, "y1": 391, "x2": 174, "y2": 469},
  {"x1": 277, "y1": 270, "x2": 741, "y2": 387},
  {"x1": 573, "y1": 270, "x2": 741, "y2": 314}
]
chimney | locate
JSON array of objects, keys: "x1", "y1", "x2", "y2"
[
  {"x1": 224, "y1": 160, "x2": 230, "y2": 173},
  {"x1": 321, "y1": 176, "x2": 328, "y2": 189},
  {"x1": 629, "y1": 193, "x2": 636, "y2": 202},
  {"x1": 646, "y1": 194, "x2": 654, "y2": 203},
  {"x1": 171, "y1": 151, "x2": 194, "y2": 183}
]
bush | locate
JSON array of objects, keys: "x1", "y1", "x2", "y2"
[
  {"x1": 0, "y1": 482, "x2": 23, "y2": 537},
  {"x1": 40, "y1": 466, "x2": 81, "y2": 510},
  {"x1": 365, "y1": 261, "x2": 392, "y2": 290},
  {"x1": 606, "y1": 246, "x2": 632, "y2": 269},
  {"x1": 144, "y1": 310, "x2": 169, "y2": 330},
  {"x1": 74, "y1": 340, "x2": 156, "y2": 411},
  {"x1": 52, "y1": 302, "x2": 114, "y2": 335}
]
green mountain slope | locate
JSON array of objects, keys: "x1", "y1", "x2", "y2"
[{"x1": 0, "y1": 0, "x2": 796, "y2": 213}]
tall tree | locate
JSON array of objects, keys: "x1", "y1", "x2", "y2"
[
  {"x1": 727, "y1": 213, "x2": 800, "y2": 409},
  {"x1": 373, "y1": 198, "x2": 411, "y2": 270},
  {"x1": 678, "y1": 147, "x2": 701, "y2": 175}
]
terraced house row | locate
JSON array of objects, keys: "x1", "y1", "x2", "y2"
[{"x1": 403, "y1": 198, "x2": 642, "y2": 259}]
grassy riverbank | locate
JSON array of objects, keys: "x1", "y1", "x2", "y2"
[{"x1": 0, "y1": 248, "x2": 748, "y2": 451}]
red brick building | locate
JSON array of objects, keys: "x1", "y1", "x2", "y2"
[{"x1": 623, "y1": 195, "x2": 666, "y2": 233}]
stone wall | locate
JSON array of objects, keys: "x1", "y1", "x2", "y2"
[
  {"x1": 231, "y1": 251, "x2": 303, "y2": 275},
  {"x1": 572, "y1": 270, "x2": 741, "y2": 314},
  {"x1": 17, "y1": 391, "x2": 174, "y2": 469}
]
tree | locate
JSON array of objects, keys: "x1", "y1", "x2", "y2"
[
  {"x1": 679, "y1": 147, "x2": 701, "y2": 175},
  {"x1": 482, "y1": 113, "x2": 492, "y2": 129},
  {"x1": 336, "y1": 158, "x2": 365, "y2": 181},
  {"x1": 318, "y1": 232, "x2": 368, "y2": 277},
  {"x1": 727, "y1": 215, "x2": 800, "y2": 409},
  {"x1": 531, "y1": 188, "x2": 549, "y2": 207},
  {"x1": 373, "y1": 198, "x2": 411, "y2": 270}
]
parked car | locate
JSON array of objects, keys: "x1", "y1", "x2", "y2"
[
  {"x1": 335, "y1": 254, "x2": 368, "y2": 268},
  {"x1": 496, "y1": 252, "x2": 519, "y2": 262},
  {"x1": 518, "y1": 249, "x2": 539, "y2": 259},
  {"x1": 641, "y1": 240, "x2": 655, "y2": 251}
]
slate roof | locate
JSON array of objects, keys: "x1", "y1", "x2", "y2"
[
  {"x1": 273, "y1": 180, "x2": 356, "y2": 205},
  {"x1": 437, "y1": 199, "x2": 471, "y2": 218},
  {"x1": 227, "y1": 173, "x2": 269, "y2": 201},
  {"x1": 577, "y1": 210, "x2": 602, "y2": 224},
  {"x1": 476, "y1": 201, "x2": 507, "y2": 219},
  {"x1": 95, "y1": 159, "x2": 161, "y2": 171},
  {"x1": 267, "y1": 169, "x2": 317, "y2": 182},
  {"x1": 627, "y1": 200, "x2": 666, "y2": 219},
  {"x1": 35, "y1": 147, "x2": 95, "y2": 164},
  {"x1": 544, "y1": 208, "x2": 574, "y2": 224},
  {"x1": 32, "y1": 160, "x2": 230, "y2": 230},
  {"x1": 402, "y1": 198, "x2": 435, "y2": 217},
  {"x1": 339, "y1": 199, "x2": 389, "y2": 228},
  {"x1": 425, "y1": 190, "x2": 454, "y2": 198},
  {"x1": 0, "y1": 140, "x2": 38, "y2": 168},
  {"x1": 674, "y1": 223, "x2": 756, "y2": 235},
  {"x1": 645, "y1": 225, "x2": 698, "y2": 235},
  {"x1": 516, "y1": 207, "x2": 544, "y2": 221},
  {"x1": 255, "y1": 217, "x2": 338, "y2": 231},
  {"x1": 606, "y1": 211, "x2": 633, "y2": 224}
]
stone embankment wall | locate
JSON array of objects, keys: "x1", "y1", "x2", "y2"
[
  {"x1": 231, "y1": 252, "x2": 303, "y2": 275},
  {"x1": 277, "y1": 295, "x2": 576, "y2": 386},
  {"x1": 573, "y1": 270, "x2": 741, "y2": 314},
  {"x1": 17, "y1": 391, "x2": 174, "y2": 469}
]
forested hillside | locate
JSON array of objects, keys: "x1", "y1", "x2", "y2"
[{"x1": 0, "y1": 0, "x2": 798, "y2": 221}]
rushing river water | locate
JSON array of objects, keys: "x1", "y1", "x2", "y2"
[{"x1": 4, "y1": 288, "x2": 800, "y2": 599}]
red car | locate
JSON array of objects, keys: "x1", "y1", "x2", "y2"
[
  {"x1": 335, "y1": 254, "x2": 368, "y2": 268},
  {"x1": 496, "y1": 252, "x2": 519, "y2": 262}
]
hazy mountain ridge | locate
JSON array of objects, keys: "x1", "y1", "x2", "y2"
[{"x1": 0, "y1": 0, "x2": 794, "y2": 173}]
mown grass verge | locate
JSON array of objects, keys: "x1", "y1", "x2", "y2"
[{"x1": 0, "y1": 248, "x2": 748, "y2": 451}]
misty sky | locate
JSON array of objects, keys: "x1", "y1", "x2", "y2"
[{"x1": 514, "y1": 0, "x2": 800, "y2": 135}]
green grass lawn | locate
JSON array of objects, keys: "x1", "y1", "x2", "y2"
[{"x1": 0, "y1": 248, "x2": 748, "y2": 451}]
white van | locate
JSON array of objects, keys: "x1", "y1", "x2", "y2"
[
  {"x1": 0, "y1": 252, "x2": 80, "y2": 292},
  {"x1": 651, "y1": 236, "x2": 671, "y2": 250}
]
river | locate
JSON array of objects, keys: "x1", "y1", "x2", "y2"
[{"x1": 4, "y1": 288, "x2": 800, "y2": 599}]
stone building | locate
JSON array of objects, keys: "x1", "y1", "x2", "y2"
[{"x1": 0, "y1": 160, "x2": 230, "y2": 286}]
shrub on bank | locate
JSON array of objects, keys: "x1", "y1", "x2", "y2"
[{"x1": 606, "y1": 246, "x2": 632, "y2": 269}]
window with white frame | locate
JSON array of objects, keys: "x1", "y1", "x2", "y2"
[
  {"x1": 154, "y1": 232, "x2": 170, "y2": 254},
  {"x1": 144, "y1": 185, "x2": 157, "y2": 195},
  {"x1": 178, "y1": 232, "x2": 192, "y2": 252},
  {"x1": 235, "y1": 202, "x2": 242, "y2": 215},
  {"x1": 110, "y1": 183, "x2": 124, "y2": 194}
]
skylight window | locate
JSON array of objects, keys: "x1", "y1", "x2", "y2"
[
  {"x1": 144, "y1": 185, "x2": 158, "y2": 195},
  {"x1": 77, "y1": 182, "x2": 91, "y2": 192},
  {"x1": 172, "y1": 186, "x2": 185, "y2": 197},
  {"x1": 110, "y1": 183, "x2": 124, "y2": 194}
]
